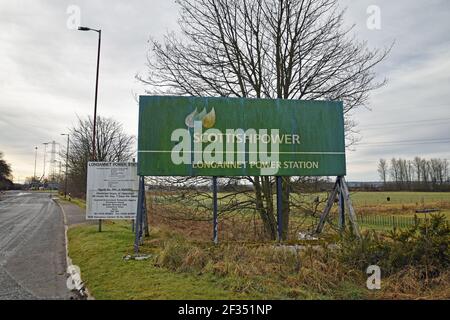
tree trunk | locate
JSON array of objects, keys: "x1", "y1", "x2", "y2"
[
  {"x1": 253, "y1": 176, "x2": 277, "y2": 240},
  {"x1": 281, "y1": 176, "x2": 290, "y2": 240}
]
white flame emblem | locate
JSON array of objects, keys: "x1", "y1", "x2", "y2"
[{"x1": 185, "y1": 107, "x2": 216, "y2": 128}]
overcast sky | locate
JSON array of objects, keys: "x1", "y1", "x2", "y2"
[{"x1": 1, "y1": 0, "x2": 449, "y2": 183}]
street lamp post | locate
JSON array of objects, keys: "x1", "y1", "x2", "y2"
[
  {"x1": 33, "y1": 146, "x2": 38, "y2": 184},
  {"x1": 78, "y1": 26, "x2": 101, "y2": 160},
  {"x1": 78, "y1": 26, "x2": 102, "y2": 231},
  {"x1": 61, "y1": 134, "x2": 70, "y2": 198},
  {"x1": 42, "y1": 142, "x2": 49, "y2": 181}
]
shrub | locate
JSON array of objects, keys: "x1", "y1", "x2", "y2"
[
  {"x1": 180, "y1": 246, "x2": 210, "y2": 273},
  {"x1": 156, "y1": 240, "x2": 191, "y2": 271},
  {"x1": 339, "y1": 214, "x2": 449, "y2": 279}
]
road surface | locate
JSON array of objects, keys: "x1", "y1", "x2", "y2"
[{"x1": 0, "y1": 191, "x2": 72, "y2": 299}]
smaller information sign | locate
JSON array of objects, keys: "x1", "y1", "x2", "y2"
[{"x1": 86, "y1": 162, "x2": 139, "y2": 220}]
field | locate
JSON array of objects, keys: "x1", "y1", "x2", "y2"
[
  {"x1": 68, "y1": 191, "x2": 450, "y2": 300},
  {"x1": 152, "y1": 191, "x2": 450, "y2": 213},
  {"x1": 149, "y1": 190, "x2": 450, "y2": 238},
  {"x1": 348, "y1": 191, "x2": 450, "y2": 206}
]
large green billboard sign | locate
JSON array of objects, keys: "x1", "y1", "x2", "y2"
[{"x1": 138, "y1": 96, "x2": 346, "y2": 176}]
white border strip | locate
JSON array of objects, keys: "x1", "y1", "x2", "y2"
[{"x1": 54, "y1": 198, "x2": 93, "y2": 300}]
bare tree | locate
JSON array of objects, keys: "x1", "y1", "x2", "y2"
[
  {"x1": 413, "y1": 156, "x2": 422, "y2": 185},
  {"x1": 420, "y1": 159, "x2": 430, "y2": 187},
  {"x1": 389, "y1": 158, "x2": 399, "y2": 188},
  {"x1": 67, "y1": 116, "x2": 135, "y2": 197},
  {"x1": 377, "y1": 158, "x2": 388, "y2": 185},
  {"x1": 0, "y1": 152, "x2": 12, "y2": 179},
  {"x1": 139, "y1": 0, "x2": 390, "y2": 239},
  {"x1": 384, "y1": 157, "x2": 450, "y2": 191},
  {"x1": 0, "y1": 152, "x2": 13, "y2": 190},
  {"x1": 443, "y1": 159, "x2": 449, "y2": 183}
]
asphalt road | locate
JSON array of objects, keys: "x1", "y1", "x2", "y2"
[{"x1": 0, "y1": 191, "x2": 72, "y2": 300}]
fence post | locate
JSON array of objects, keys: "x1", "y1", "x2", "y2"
[
  {"x1": 143, "y1": 193, "x2": 150, "y2": 237},
  {"x1": 134, "y1": 176, "x2": 144, "y2": 254},
  {"x1": 212, "y1": 176, "x2": 218, "y2": 245}
]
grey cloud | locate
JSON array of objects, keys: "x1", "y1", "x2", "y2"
[{"x1": 0, "y1": 0, "x2": 449, "y2": 182}]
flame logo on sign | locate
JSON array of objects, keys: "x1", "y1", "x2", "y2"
[{"x1": 185, "y1": 107, "x2": 216, "y2": 128}]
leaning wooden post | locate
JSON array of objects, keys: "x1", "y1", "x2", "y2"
[
  {"x1": 316, "y1": 177, "x2": 339, "y2": 234},
  {"x1": 338, "y1": 177, "x2": 345, "y2": 232},
  {"x1": 340, "y1": 176, "x2": 361, "y2": 238}
]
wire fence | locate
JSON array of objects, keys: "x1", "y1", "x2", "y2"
[
  {"x1": 149, "y1": 192, "x2": 449, "y2": 232},
  {"x1": 356, "y1": 214, "x2": 444, "y2": 229}
]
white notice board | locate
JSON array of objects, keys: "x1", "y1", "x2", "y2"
[{"x1": 86, "y1": 162, "x2": 139, "y2": 220}]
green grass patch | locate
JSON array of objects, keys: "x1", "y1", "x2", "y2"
[
  {"x1": 67, "y1": 218, "x2": 449, "y2": 300},
  {"x1": 297, "y1": 191, "x2": 450, "y2": 206},
  {"x1": 68, "y1": 222, "x2": 261, "y2": 300},
  {"x1": 59, "y1": 195, "x2": 86, "y2": 209},
  {"x1": 349, "y1": 191, "x2": 450, "y2": 206},
  {"x1": 68, "y1": 222, "x2": 370, "y2": 300}
]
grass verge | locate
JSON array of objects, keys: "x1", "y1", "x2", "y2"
[
  {"x1": 58, "y1": 194, "x2": 86, "y2": 209},
  {"x1": 68, "y1": 222, "x2": 370, "y2": 300},
  {"x1": 68, "y1": 222, "x2": 260, "y2": 299},
  {"x1": 68, "y1": 212, "x2": 449, "y2": 300}
]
